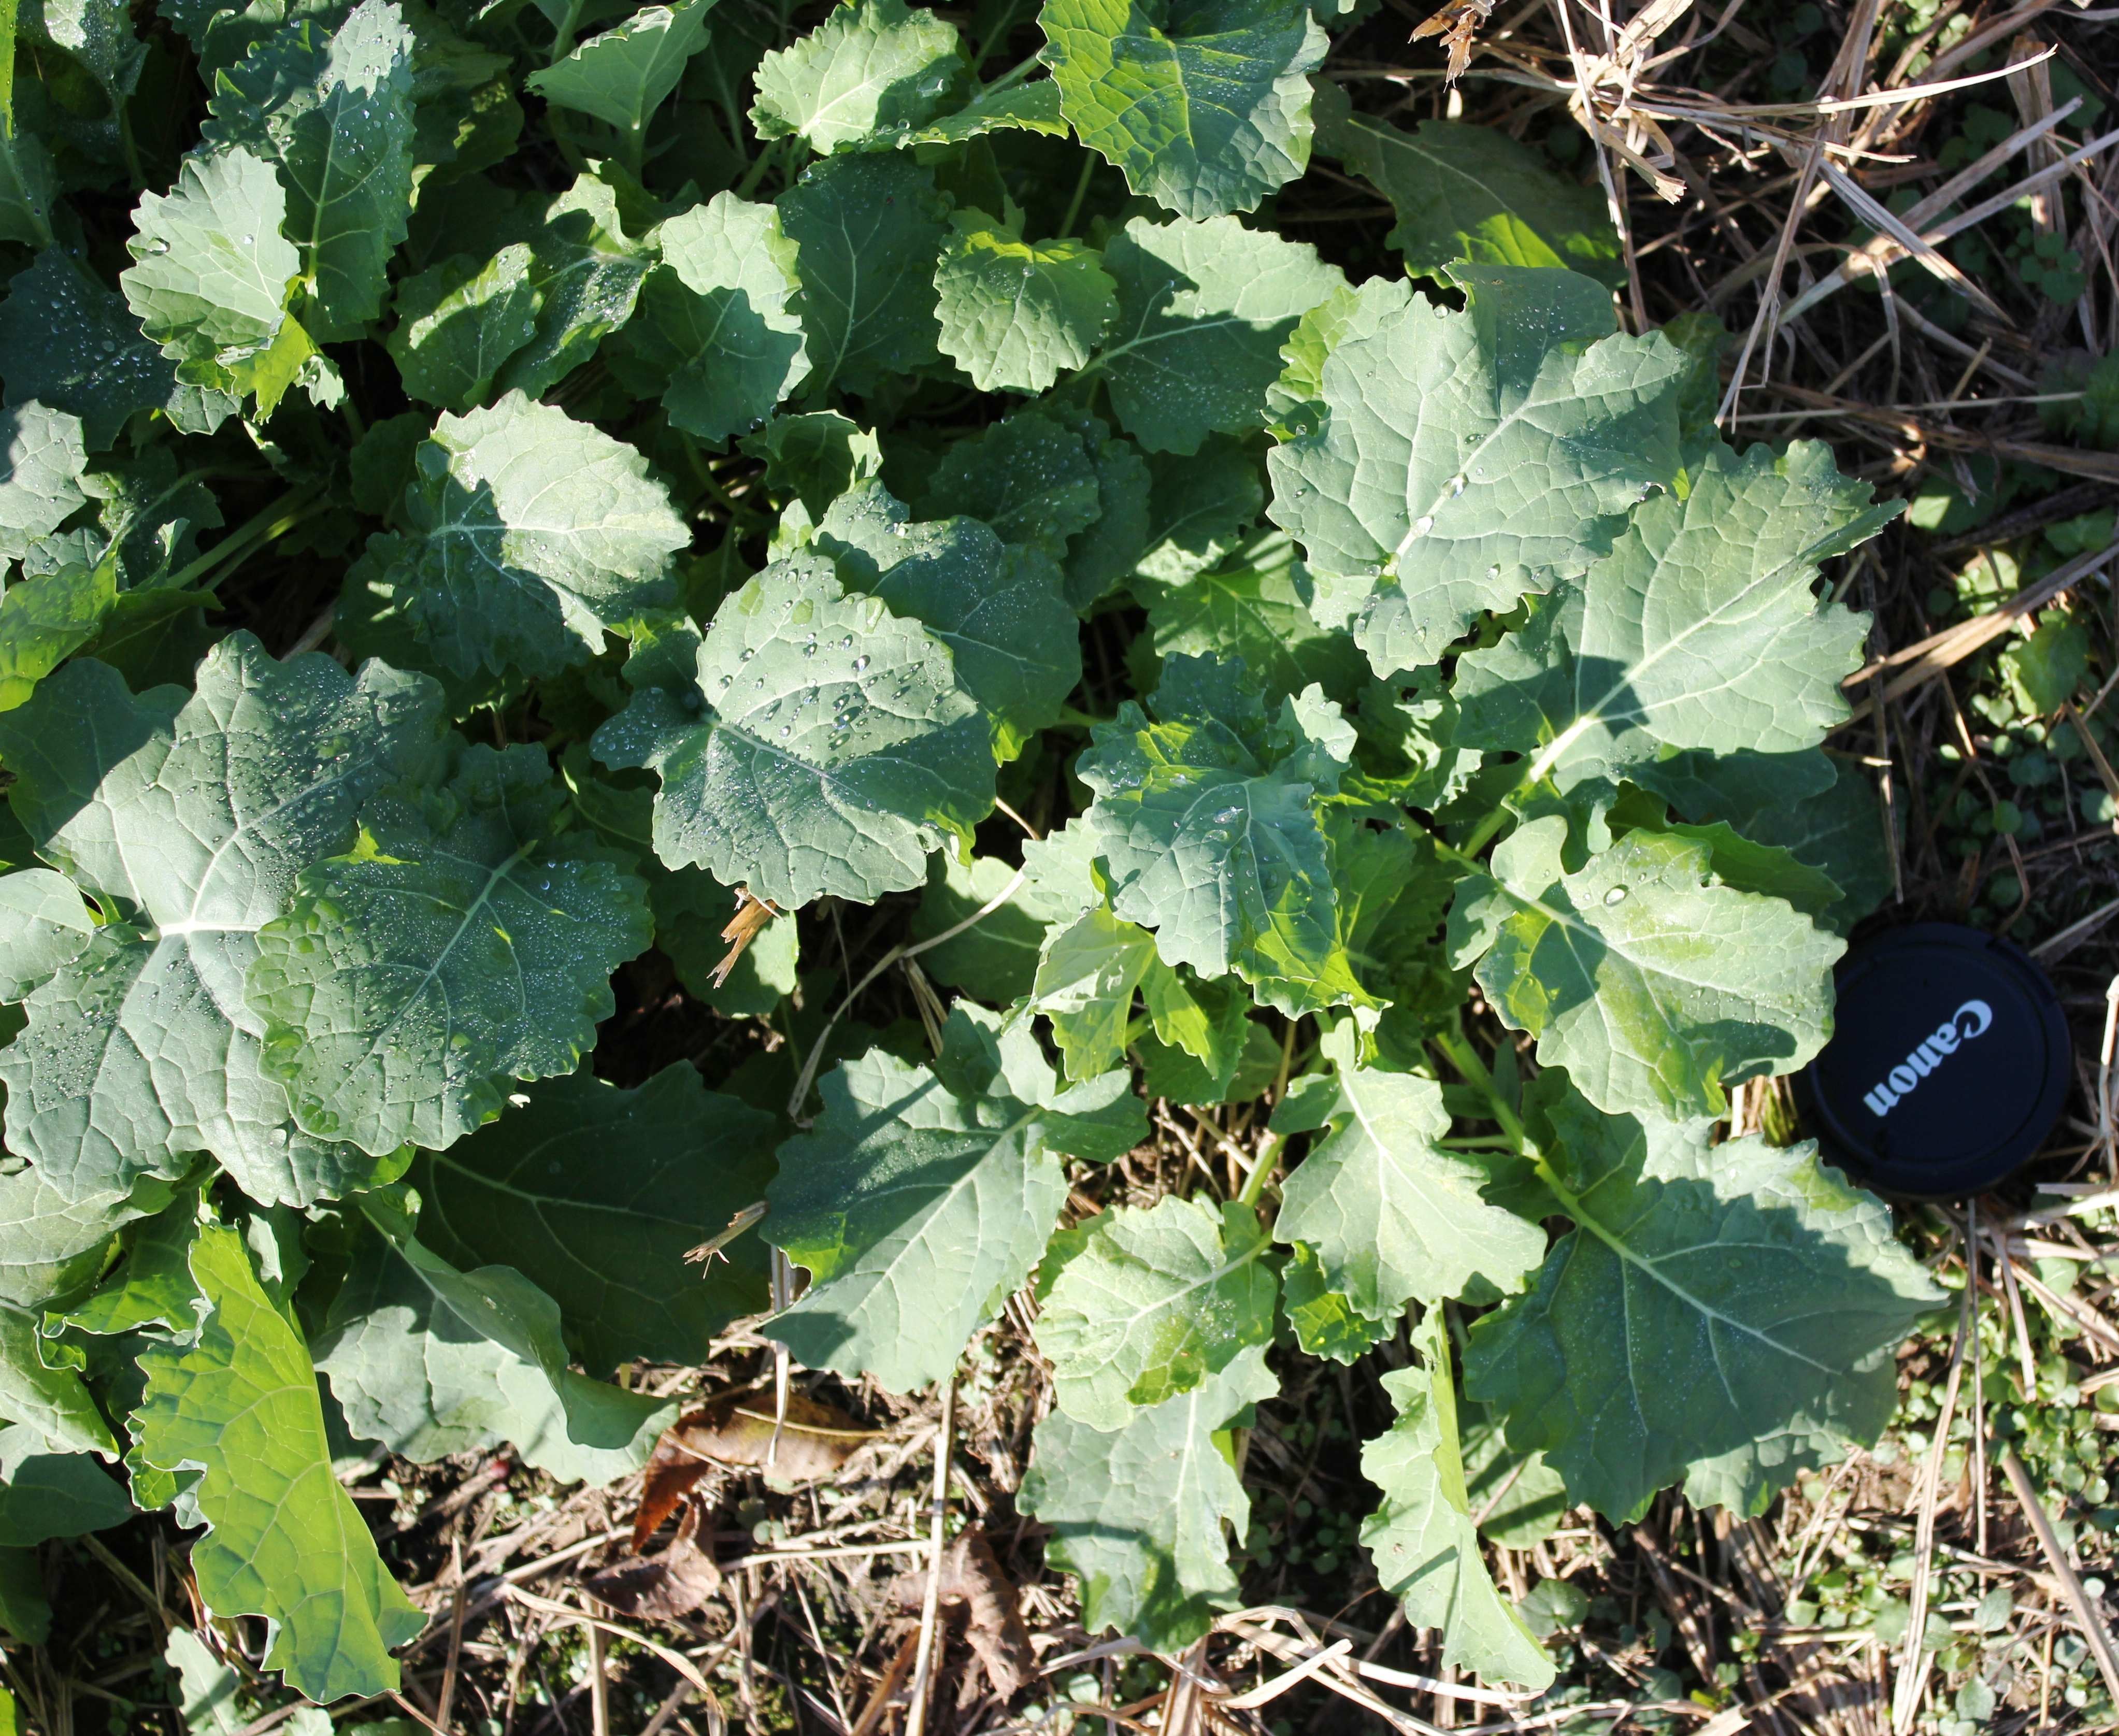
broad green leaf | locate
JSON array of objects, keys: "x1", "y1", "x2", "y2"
[
  {"x1": 0, "y1": 403, "x2": 88, "y2": 564},
  {"x1": 0, "y1": 546, "x2": 118, "y2": 712},
  {"x1": 409, "y1": 1064, "x2": 776, "y2": 1373},
  {"x1": 742, "y1": 410, "x2": 882, "y2": 517},
  {"x1": 0, "y1": 1307, "x2": 117, "y2": 1455},
  {"x1": 769, "y1": 1005, "x2": 1143, "y2": 1391},
  {"x1": 918, "y1": 407, "x2": 1101, "y2": 562},
  {"x1": 1721, "y1": 755, "x2": 1891, "y2": 937},
  {"x1": 0, "y1": 130, "x2": 59, "y2": 249},
  {"x1": 0, "y1": 638, "x2": 445, "y2": 1207},
  {"x1": 1141, "y1": 527, "x2": 1366, "y2": 707},
  {"x1": 51, "y1": 1190, "x2": 209, "y2": 1342},
  {"x1": 813, "y1": 480, "x2": 1081, "y2": 756},
  {"x1": 1061, "y1": 413, "x2": 1153, "y2": 609},
  {"x1": 361, "y1": 391, "x2": 686, "y2": 680},
  {"x1": 1078, "y1": 654, "x2": 1365, "y2": 1012},
  {"x1": 527, "y1": 0, "x2": 717, "y2": 141},
  {"x1": 489, "y1": 176, "x2": 653, "y2": 400},
  {"x1": 132, "y1": 1224, "x2": 424, "y2": 1702},
  {"x1": 591, "y1": 556, "x2": 996, "y2": 908},
  {"x1": 1360, "y1": 1313, "x2": 1556, "y2": 1689},
  {"x1": 1267, "y1": 266, "x2": 1686, "y2": 674},
  {"x1": 778, "y1": 152, "x2": 948, "y2": 396},
  {"x1": 1038, "y1": 0, "x2": 1325, "y2": 219},
  {"x1": 314, "y1": 1191, "x2": 675, "y2": 1482},
  {"x1": 907, "y1": 850, "x2": 1054, "y2": 1002},
  {"x1": 1461, "y1": 1401, "x2": 1568, "y2": 1549},
  {"x1": 0, "y1": 868, "x2": 95, "y2": 1000},
  {"x1": 1280, "y1": 1241, "x2": 1394, "y2": 1364},
  {"x1": 0, "y1": 1165, "x2": 165, "y2": 1311},
  {"x1": 1133, "y1": 437, "x2": 1262, "y2": 586},
  {"x1": 385, "y1": 244, "x2": 540, "y2": 410},
  {"x1": 203, "y1": 0, "x2": 418, "y2": 339},
  {"x1": 752, "y1": 0, "x2": 963, "y2": 153},
  {"x1": 1021, "y1": 1342, "x2": 1275, "y2": 1649},
  {"x1": 0, "y1": 1424, "x2": 134, "y2": 1544},
  {"x1": 1036, "y1": 1194, "x2": 1275, "y2": 1427},
  {"x1": 120, "y1": 146, "x2": 300, "y2": 386},
  {"x1": 1465, "y1": 1072, "x2": 1944, "y2": 1520},
  {"x1": 611, "y1": 193, "x2": 808, "y2": 444},
  {"x1": 1455, "y1": 442, "x2": 1892, "y2": 790},
  {"x1": 20, "y1": 0, "x2": 147, "y2": 118},
  {"x1": 1643, "y1": 816, "x2": 1842, "y2": 918},
  {"x1": 1334, "y1": 115, "x2": 1621, "y2": 288},
  {"x1": 249, "y1": 741, "x2": 653, "y2": 1156},
  {"x1": 0, "y1": 1545, "x2": 49, "y2": 1640},
  {"x1": 934, "y1": 207, "x2": 1114, "y2": 393},
  {"x1": 1091, "y1": 216, "x2": 1343, "y2": 454},
  {"x1": 903, "y1": 76, "x2": 1066, "y2": 145},
  {"x1": 1031, "y1": 905, "x2": 1158, "y2": 1079},
  {"x1": 1451, "y1": 813, "x2": 1842, "y2": 1121},
  {"x1": 0, "y1": 250, "x2": 183, "y2": 451},
  {"x1": 1273, "y1": 1023, "x2": 1545, "y2": 1318}
]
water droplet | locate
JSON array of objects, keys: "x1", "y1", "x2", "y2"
[
  {"x1": 779, "y1": 725, "x2": 791, "y2": 737},
  {"x1": 1603, "y1": 885, "x2": 1628, "y2": 905},
  {"x1": 1449, "y1": 474, "x2": 1466, "y2": 496},
  {"x1": 841, "y1": 636, "x2": 853, "y2": 648},
  {"x1": 1486, "y1": 565, "x2": 1500, "y2": 581},
  {"x1": 852, "y1": 655, "x2": 869, "y2": 672},
  {"x1": 1413, "y1": 515, "x2": 1434, "y2": 537},
  {"x1": 740, "y1": 647, "x2": 756, "y2": 661}
]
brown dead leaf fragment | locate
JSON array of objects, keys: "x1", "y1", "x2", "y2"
[
  {"x1": 588, "y1": 1497, "x2": 723, "y2": 1620},
  {"x1": 890, "y1": 1527, "x2": 1033, "y2": 1699},
  {"x1": 1413, "y1": 0, "x2": 1493, "y2": 81},
  {"x1": 712, "y1": 887, "x2": 782, "y2": 987},
  {"x1": 632, "y1": 1390, "x2": 869, "y2": 1548}
]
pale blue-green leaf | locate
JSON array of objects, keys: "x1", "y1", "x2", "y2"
[
  {"x1": 752, "y1": 0, "x2": 963, "y2": 153},
  {"x1": 527, "y1": 0, "x2": 718, "y2": 137},
  {"x1": 0, "y1": 403, "x2": 88, "y2": 564},
  {"x1": 0, "y1": 868, "x2": 95, "y2": 1001},
  {"x1": 935, "y1": 207, "x2": 1114, "y2": 394},
  {"x1": 120, "y1": 147, "x2": 297, "y2": 371}
]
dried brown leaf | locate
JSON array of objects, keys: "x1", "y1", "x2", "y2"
[
  {"x1": 890, "y1": 1527, "x2": 1033, "y2": 1699},
  {"x1": 633, "y1": 1391, "x2": 868, "y2": 1548},
  {"x1": 588, "y1": 1498, "x2": 724, "y2": 1620}
]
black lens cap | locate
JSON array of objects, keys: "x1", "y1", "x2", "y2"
[{"x1": 1798, "y1": 923, "x2": 2071, "y2": 1199}]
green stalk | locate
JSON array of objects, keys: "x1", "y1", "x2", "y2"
[
  {"x1": 1057, "y1": 150, "x2": 1096, "y2": 240},
  {"x1": 1235, "y1": 1141, "x2": 1277, "y2": 1210},
  {"x1": 977, "y1": 50, "x2": 1040, "y2": 98},
  {"x1": 156, "y1": 486, "x2": 322, "y2": 594},
  {"x1": 0, "y1": 0, "x2": 16, "y2": 138},
  {"x1": 1430, "y1": 1024, "x2": 1527, "y2": 1156}
]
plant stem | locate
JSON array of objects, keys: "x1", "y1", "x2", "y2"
[
  {"x1": 735, "y1": 136, "x2": 788, "y2": 200},
  {"x1": 1430, "y1": 1024, "x2": 1528, "y2": 1156},
  {"x1": 1058, "y1": 150, "x2": 1096, "y2": 239},
  {"x1": 977, "y1": 50, "x2": 1040, "y2": 98},
  {"x1": 1236, "y1": 1139, "x2": 1277, "y2": 1209},
  {"x1": 157, "y1": 486, "x2": 321, "y2": 593}
]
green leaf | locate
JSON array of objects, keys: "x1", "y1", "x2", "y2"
[
  {"x1": 591, "y1": 555, "x2": 997, "y2": 909},
  {"x1": 248, "y1": 741, "x2": 653, "y2": 1157},
  {"x1": 742, "y1": 410, "x2": 882, "y2": 517},
  {"x1": 120, "y1": 146, "x2": 300, "y2": 384},
  {"x1": 1021, "y1": 1341, "x2": 1276, "y2": 1649},
  {"x1": 132, "y1": 1224, "x2": 424, "y2": 1702},
  {"x1": 527, "y1": 0, "x2": 717, "y2": 140},
  {"x1": 1031, "y1": 905, "x2": 1159, "y2": 1079},
  {"x1": 0, "y1": 546, "x2": 118, "y2": 713},
  {"x1": 902, "y1": 76, "x2": 1065, "y2": 145},
  {"x1": 752, "y1": 0, "x2": 963, "y2": 154},
  {"x1": 1452, "y1": 816, "x2": 1840, "y2": 1120},
  {"x1": 20, "y1": 0, "x2": 146, "y2": 118},
  {"x1": 0, "y1": 403, "x2": 87, "y2": 564},
  {"x1": 0, "y1": 250, "x2": 183, "y2": 451},
  {"x1": 1273, "y1": 1023, "x2": 1545, "y2": 1318},
  {"x1": 0, "y1": 637, "x2": 445, "y2": 1208},
  {"x1": 1039, "y1": 0, "x2": 1325, "y2": 219},
  {"x1": 1717, "y1": 755, "x2": 1891, "y2": 937},
  {"x1": 917, "y1": 407, "x2": 1101, "y2": 562},
  {"x1": 1267, "y1": 266, "x2": 1686, "y2": 674},
  {"x1": 488, "y1": 176, "x2": 653, "y2": 400},
  {"x1": 1464, "y1": 1071, "x2": 1944, "y2": 1520},
  {"x1": 1036, "y1": 1194, "x2": 1275, "y2": 1427},
  {"x1": 203, "y1": 0, "x2": 418, "y2": 339},
  {"x1": 778, "y1": 151, "x2": 948, "y2": 396},
  {"x1": 0, "y1": 1305, "x2": 117, "y2": 1455},
  {"x1": 51, "y1": 1190, "x2": 210, "y2": 1342},
  {"x1": 314, "y1": 1190, "x2": 676, "y2": 1482},
  {"x1": 0, "y1": 1424, "x2": 134, "y2": 1545},
  {"x1": 0, "y1": 868, "x2": 95, "y2": 1000},
  {"x1": 907, "y1": 850, "x2": 1055, "y2": 1002},
  {"x1": 813, "y1": 480, "x2": 1081, "y2": 756},
  {"x1": 0, "y1": 1167, "x2": 171, "y2": 1312},
  {"x1": 409, "y1": 1064, "x2": 776, "y2": 1373},
  {"x1": 385, "y1": 245, "x2": 541, "y2": 411},
  {"x1": 934, "y1": 206, "x2": 1114, "y2": 393},
  {"x1": 1133, "y1": 437, "x2": 1262, "y2": 585},
  {"x1": 0, "y1": 130, "x2": 59, "y2": 249},
  {"x1": 1333, "y1": 115, "x2": 1621, "y2": 288},
  {"x1": 1141, "y1": 527, "x2": 1367, "y2": 707},
  {"x1": 1461, "y1": 1400, "x2": 1568, "y2": 1549},
  {"x1": 362, "y1": 391, "x2": 686, "y2": 680},
  {"x1": 1360, "y1": 1312, "x2": 1556, "y2": 1689},
  {"x1": 1280, "y1": 1241, "x2": 1394, "y2": 1364},
  {"x1": 613, "y1": 192, "x2": 808, "y2": 444},
  {"x1": 1093, "y1": 215, "x2": 1344, "y2": 454},
  {"x1": 1078, "y1": 654, "x2": 1365, "y2": 1012},
  {"x1": 768, "y1": 1005, "x2": 1143, "y2": 1391},
  {"x1": 0, "y1": 1546, "x2": 49, "y2": 1641},
  {"x1": 1455, "y1": 442, "x2": 1892, "y2": 790}
]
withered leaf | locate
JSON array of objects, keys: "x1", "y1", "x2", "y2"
[
  {"x1": 633, "y1": 1389, "x2": 868, "y2": 1547},
  {"x1": 890, "y1": 1526, "x2": 1033, "y2": 1699},
  {"x1": 587, "y1": 1498, "x2": 723, "y2": 1620}
]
